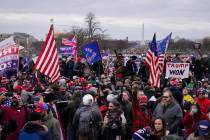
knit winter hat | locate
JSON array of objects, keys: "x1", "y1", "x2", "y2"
[
  {"x1": 138, "y1": 95, "x2": 148, "y2": 105},
  {"x1": 197, "y1": 120, "x2": 210, "y2": 136},
  {"x1": 82, "y1": 94, "x2": 94, "y2": 105},
  {"x1": 0, "y1": 87, "x2": 7, "y2": 94},
  {"x1": 132, "y1": 127, "x2": 151, "y2": 140},
  {"x1": 106, "y1": 94, "x2": 115, "y2": 102},
  {"x1": 34, "y1": 102, "x2": 48, "y2": 113}
]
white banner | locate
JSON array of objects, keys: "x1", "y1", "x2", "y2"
[
  {"x1": 165, "y1": 63, "x2": 190, "y2": 79},
  {"x1": 0, "y1": 37, "x2": 19, "y2": 76}
]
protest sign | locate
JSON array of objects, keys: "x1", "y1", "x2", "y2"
[
  {"x1": 59, "y1": 46, "x2": 74, "y2": 57},
  {"x1": 0, "y1": 37, "x2": 19, "y2": 76},
  {"x1": 165, "y1": 63, "x2": 190, "y2": 79}
]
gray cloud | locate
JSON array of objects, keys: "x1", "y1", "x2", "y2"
[{"x1": 0, "y1": 0, "x2": 210, "y2": 40}]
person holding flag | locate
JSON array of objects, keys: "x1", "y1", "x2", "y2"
[{"x1": 144, "y1": 33, "x2": 172, "y2": 88}]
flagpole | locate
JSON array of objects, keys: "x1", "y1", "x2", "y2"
[{"x1": 50, "y1": 18, "x2": 55, "y2": 35}]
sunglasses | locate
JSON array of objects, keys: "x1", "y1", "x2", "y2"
[{"x1": 162, "y1": 96, "x2": 170, "y2": 99}]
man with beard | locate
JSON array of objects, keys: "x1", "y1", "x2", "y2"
[
  {"x1": 0, "y1": 94, "x2": 30, "y2": 140},
  {"x1": 153, "y1": 90, "x2": 183, "y2": 134}
]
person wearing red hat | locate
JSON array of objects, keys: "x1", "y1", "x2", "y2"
[
  {"x1": 35, "y1": 102, "x2": 61, "y2": 140},
  {"x1": 13, "y1": 85, "x2": 22, "y2": 96},
  {"x1": 195, "y1": 88, "x2": 210, "y2": 114},
  {"x1": 132, "y1": 90, "x2": 152, "y2": 132}
]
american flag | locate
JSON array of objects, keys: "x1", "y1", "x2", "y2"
[
  {"x1": 145, "y1": 33, "x2": 172, "y2": 87},
  {"x1": 2, "y1": 98, "x2": 11, "y2": 107},
  {"x1": 62, "y1": 35, "x2": 77, "y2": 47},
  {"x1": 34, "y1": 25, "x2": 60, "y2": 82}
]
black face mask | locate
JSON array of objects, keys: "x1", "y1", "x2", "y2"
[{"x1": 11, "y1": 101, "x2": 19, "y2": 107}]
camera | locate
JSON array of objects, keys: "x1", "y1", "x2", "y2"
[{"x1": 106, "y1": 110, "x2": 121, "y2": 130}]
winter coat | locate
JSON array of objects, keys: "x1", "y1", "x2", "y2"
[
  {"x1": 63, "y1": 95, "x2": 81, "y2": 140},
  {"x1": 195, "y1": 98, "x2": 210, "y2": 114},
  {"x1": 132, "y1": 91, "x2": 152, "y2": 132},
  {"x1": 121, "y1": 101, "x2": 133, "y2": 129},
  {"x1": 132, "y1": 107, "x2": 152, "y2": 132},
  {"x1": 102, "y1": 109, "x2": 126, "y2": 140},
  {"x1": 0, "y1": 106, "x2": 30, "y2": 140},
  {"x1": 125, "y1": 60, "x2": 137, "y2": 76},
  {"x1": 153, "y1": 102, "x2": 183, "y2": 134},
  {"x1": 182, "y1": 111, "x2": 207, "y2": 137},
  {"x1": 67, "y1": 60, "x2": 74, "y2": 77},
  {"x1": 73, "y1": 103, "x2": 103, "y2": 140},
  {"x1": 42, "y1": 112, "x2": 61, "y2": 140},
  {"x1": 19, "y1": 122, "x2": 50, "y2": 140}
]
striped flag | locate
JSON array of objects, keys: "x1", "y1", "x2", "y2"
[
  {"x1": 62, "y1": 36, "x2": 77, "y2": 62},
  {"x1": 62, "y1": 35, "x2": 77, "y2": 47},
  {"x1": 145, "y1": 33, "x2": 172, "y2": 87},
  {"x1": 34, "y1": 25, "x2": 60, "y2": 82}
]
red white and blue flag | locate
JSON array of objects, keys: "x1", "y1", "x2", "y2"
[
  {"x1": 62, "y1": 36, "x2": 77, "y2": 61},
  {"x1": 145, "y1": 33, "x2": 172, "y2": 87},
  {"x1": 34, "y1": 25, "x2": 60, "y2": 83},
  {"x1": 62, "y1": 35, "x2": 77, "y2": 47}
]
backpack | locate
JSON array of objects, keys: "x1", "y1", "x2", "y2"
[{"x1": 78, "y1": 106, "x2": 94, "y2": 136}]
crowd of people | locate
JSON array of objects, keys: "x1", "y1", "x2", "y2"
[{"x1": 0, "y1": 53, "x2": 209, "y2": 140}]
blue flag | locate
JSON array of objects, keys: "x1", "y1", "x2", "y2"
[
  {"x1": 23, "y1": 57, "x2": 30, "y2": 72},
  {"x1": 156, "y1": 33, "x2": 172, "y2": 56},
  {"x1": 149, "y1": 33, "x2": 158, "y2": 56},
  {"x1": 81, "y1": 41, "x2": 102, "y2": 65}
]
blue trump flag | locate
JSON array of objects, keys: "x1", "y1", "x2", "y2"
[
  {"x1": 156, "y1": 33, "x2": 172, "y2": 56},
  {"x1": 81, "y1": 41, "x2": 102, "y2": 65}
]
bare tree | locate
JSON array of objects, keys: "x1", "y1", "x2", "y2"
[{"x1": 85, "y1": 12, "x2": 101, "y2": 40}]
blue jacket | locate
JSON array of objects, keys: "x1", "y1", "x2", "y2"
[{"x1": 19, "y1": 122, "x2": 51, "y2": 140}]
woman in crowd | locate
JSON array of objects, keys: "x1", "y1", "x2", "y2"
[
  {"x1": 150, "y1": 117, "x2": 169, "y2": 140},
  {"x1": 182, "y1": 103, "x2": 207, "y2": 137}
]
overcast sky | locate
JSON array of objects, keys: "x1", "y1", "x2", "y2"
[{"x1": 0, "y1": 0, "x2": 210, "y2": 41}]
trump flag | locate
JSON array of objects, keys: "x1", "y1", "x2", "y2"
[{"x1": 81, "y1": 41, "x2": 101, "y2": 65}]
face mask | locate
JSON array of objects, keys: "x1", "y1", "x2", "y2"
[
  {"x1": 193, "y1": 108, "x2": 198, "y2": 113},
  {"x1": 11, "y1": 101, "x2": 19, "y2": 107},
  {"x1": 208, "y1": 114, "x2": 210, "y2": 119}
]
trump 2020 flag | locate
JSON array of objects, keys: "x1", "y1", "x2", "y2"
[{"x1": 82, "y1": 41, "x2": 101, "y2": 65}]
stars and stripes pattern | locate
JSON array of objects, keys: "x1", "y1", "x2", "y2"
[
  {"x1": 2, "y1": 99, "x2": 11, "y2": 107},
  {"x1": 145, "y1": 33, "x2": 172, "y2": 87},
  {"x1": 62, "y1": 35, "x2": 77, "y2": 47},
  {"x1": 62, "y1": 36, "x2": 77, "y2": 61},
  {"x1": 34, "y1": 25, "x2": 60, "y2": 82}
]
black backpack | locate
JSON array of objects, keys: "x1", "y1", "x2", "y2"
[{"x1": 78, "y1": 107, "x2": 94, "y2": 136}]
